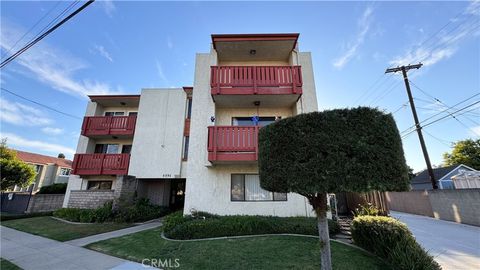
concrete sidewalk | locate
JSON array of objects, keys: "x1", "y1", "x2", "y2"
[
  {"x1": 0, "y1": 226, "x2": 152, "y2": 270},
  {"x1": 66, "y1": 220, "x2": 162, "y2": 247},
  {"x1": 391, "y1": 211, "x2": 480, "y2": 270}
]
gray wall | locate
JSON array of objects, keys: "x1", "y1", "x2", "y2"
[
  {"x1": 387, "y1": 189, "x2": 480, "y2": 226},
  {"x1": 26, "y1": 194, "x2": 64, "y2": 213},
  {"x1": 67, "y1": 190, "x2": 115, "y2": 209}
]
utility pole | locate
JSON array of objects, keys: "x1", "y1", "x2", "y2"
[{"x1": 385, "y1": 63, "x2": 438, "y2": 189}]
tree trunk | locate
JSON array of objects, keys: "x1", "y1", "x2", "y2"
[{"x1": 309, "y1": 193, "x2": 332, "y2": 270}]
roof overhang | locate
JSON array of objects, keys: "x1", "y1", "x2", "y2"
[
  {"x1": 212, "y1": 33, "x2": 299, "y2": 62},
  {"x1": 88, "y1": 95, "x2": 140, "y2": 107}
]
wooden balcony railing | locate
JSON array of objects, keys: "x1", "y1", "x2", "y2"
[
  {"x1": 210, "y1": 66, "x2": 302, "y2": 95},
  {"x1": 72, "y1": 154, "x2": 130, "y2": 175},
  {"x1": 207, "y1": 126, "x2": 259, "y2": 162},
  {"x1": 81, "y1": 116, "x2": 137, "y2": 137}
]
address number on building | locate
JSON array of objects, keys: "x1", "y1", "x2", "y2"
[{"x1": 162, "y1": 174, "x2": 173, "y2": 178}]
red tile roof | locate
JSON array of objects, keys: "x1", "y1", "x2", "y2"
[{"x1": 15, "y1": 150, "x2": 72, "y2": 168}]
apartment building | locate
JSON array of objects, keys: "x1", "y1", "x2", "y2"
[
  {"x1": 15, "y1": 150, "x2": 72, "y2": 192},
  {"x1": 64, "y1": 33, "x2": 319, "y2": 217}
]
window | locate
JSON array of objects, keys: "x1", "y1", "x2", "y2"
[
  {"x1": 104, "y1": 112, "x2": 125, "y2": 116},
  {"x1": 186, "y1": 98, "x2": 192, "y2": 119},
  {"x1": 128, "y1": 112, "x2": 138, "y2": 116},
  {"x1": 232, "y1": 117, "x2": 276, "y2": 127},
  {"x1": 231, "y1": 174, "x2": 287, "y2": 201},
  {"x1": 182, "y1": 136, "x2": 189, "y2": 160},
  {"x1": 121, "y1": 145, "x2": 132, "y2": 154},
  {"x1": 94, "y1": 144, "x2": 119, "y2": 154},
  {"x1": 59, "y1": 168, "x2": 71, "y2": 176},
  {"x1": 87, "y1": 181, "x2": 112, "y2": 190}
]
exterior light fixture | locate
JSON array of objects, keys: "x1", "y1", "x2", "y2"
[
  {"x1": 120, "y1": 102, "x2": 126, "y2": 106},
  {"x1": 250, "y1": 49, "x2": 256, "y2": 55}
]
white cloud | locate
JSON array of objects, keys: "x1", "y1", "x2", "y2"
[
  {"x1": 167, "y1": 36, "x2": 173, "y2": 49},
  {"x1": 0, "y1": 97, "x2": 52, "y2": 126},
  {"x1": 155, "y1": 60, "x2": 168, "y2": 84},
  {"x1": 390, "y1": 1, "x2": 480, "y2": 67},
  {"x1": 91, "y1": 44, "x2": 114, "y2": 62},
  {"x1": 470, "y1": 126, "x2": 480, "y2": 137},
  {"x1": 0, "y1": 132, "x2": 75, "y2": 157},
  {"x1": 42, "y1": 127, "x2": 64, "y2": 135},
  {"x1": 101, "y1": 0, "x2": 116, "y2": 18},
  {"x1": 0, "y1": 20, "x2": 123, "y2": 98},
  {"x1": 333, "y1": 6, "x2": 374, "y2": 69}
]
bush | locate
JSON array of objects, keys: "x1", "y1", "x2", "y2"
[
  {"x1": 115, "y1": 198, "x2": 170, "y2": 223},
  {"x1": 163, "y1": 212, "x2": 340, "y2": 240},
  {"x1": 351, "y1": 216, "x2": 441, "y2": 270},
  {"x1": 38, "y1": 183, "x2": 67, "y2": 194},
  {"x1": 353, "y1": 203, "x2": 381, "y2": 217},
  {"x1": 53, "y1": 199, "x2": 170, "y2": 223}
]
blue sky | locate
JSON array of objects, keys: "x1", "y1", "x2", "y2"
[{"x1": 1, "y1": 0, "x2": 479, "y2": 172}]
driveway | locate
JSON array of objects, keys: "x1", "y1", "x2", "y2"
[
  {"x1": 391, "y1": 211, "x2": 480, "y2": 270},
  {"x1": 0, "y1": 226, "x2": 152, "y2": 270}
]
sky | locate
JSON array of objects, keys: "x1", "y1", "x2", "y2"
[{"x1": 0, "y1": 0, "x2": 479, "y2": 172}]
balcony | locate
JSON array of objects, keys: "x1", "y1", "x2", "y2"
[
  {"x1": 81, "y1": 116, "x2": 137, "y2": 138},
  {"x1": 210, "y1": 66, "x2": 302, "y2": 107},
  {"x1": 207, "y1": 126, "x2": 259, "y2": 163},
  {"x1": 72, "y1": 154, "x2": 130, "y2": 176}
]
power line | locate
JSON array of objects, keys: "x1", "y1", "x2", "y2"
[
  {"x1": 0, "y1": 0, "x2": 94, "y2": 68},
  {"x1": 2, "y1": 1, "x2": 63, "y2": 58},
  {"x1": 423, "y1": 130, "x2": 453, "y2": 147},
  {"x1": 402, "y1": 100, "x2": 480, "y2": 138},
  {"x1": 1, "y1": 87, "x2": 82, "y2": 119},
  {"x1": 401, "y1": 92, "x2": 480, "y2": 134}
]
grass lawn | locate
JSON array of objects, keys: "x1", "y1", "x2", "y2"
[
  {"x1": 1, "y1": 216, "x2": 132, "y2": 242},
  {"x1": 87, "y1": 228, "x2": 390, "y2": 270},
  {"x1": 0, "y1": 258, "x2": 21, "y2": 270}
]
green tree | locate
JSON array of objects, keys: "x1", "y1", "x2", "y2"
[
  {"x1": 258, "y1": 108, "x2": 409, "y2": 270},
  {"x1": 443, "y1": 139, "x2": 480, "y2": 170},
  {"x1": 407, "y1": 166, "x2": 416, "y2": 180},
  {"x1": 0, "y1": 139, "x2": 36, "y2": 190}
]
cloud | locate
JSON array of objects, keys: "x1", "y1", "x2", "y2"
[
  {"x1": 155, "y1": 60, "x2": 168, "y2": 84},
  {"x1": 101, "y1": 0, "x2": 116, "y2": 18},
  {"x1": 91, "y1": 44, "x2": 114, "y2": 62},
  {"x1": 390, "y1": 1, "x2": 480, "y2": 67},
  {"x1": 42, "y1": 127, "x2": 64, "y2": 135},
  {"x1": 0, "y1": 20, "x2": 123, "y2": 98},
  {"x1": 0, "y1": 97, "x2": 52, "y2": 126},
  {"x1": 167, "y1": 36, "x2": 173, "y2": 49},
  {"x1": 470, "y1": 126, "x2": 480, "y2": 137},
  {"x1": 333, "y1": 6, "x2": 374, "y2": 69},
  {"x1": 0, "y1": 132, "x2": 75, "y2": 157}
]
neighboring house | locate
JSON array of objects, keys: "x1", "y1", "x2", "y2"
[
  {"x1": 410, "y1": 164, "x2": 477, "y2": 190},
  {"x1": 63, "y1": 33, "x2": 319, "y2": 217},
  {"x1": 451, "y1": 170, "x2": 480, "y2": 189},
  {"x1": 14, "y1": 150, "x2": 72, "y2": 192}
]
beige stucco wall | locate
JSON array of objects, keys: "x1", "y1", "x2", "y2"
[
  {"x1": 184, "y1": 48, "x2": 319, "y2": 217},
  {"x1": 128, "y1": 89, "x2": 187, "y2": 179}
]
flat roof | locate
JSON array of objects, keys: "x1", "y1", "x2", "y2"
[{"x1": 211, "y1": 33, "x2": 299, "y2": 50}]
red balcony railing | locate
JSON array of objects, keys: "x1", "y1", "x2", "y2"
[
  {"x1": 81, "y1": 116, "x2": 137, "y2": 137},
  {"x1": 210, "y1": 66, "x2": 302, "y2": 95},
  {"x1": 72, "y1": 154, "x2": 130, "y2": 175},
  {"x1": 208, "y1": 126, "x2": 259, "y2": 162}
]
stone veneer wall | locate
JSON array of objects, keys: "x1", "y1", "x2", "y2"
[
  {"x1": 67, "y1": 190, "x2": 115, "y2": 209},
  {"x1": 26, "y1": 194, "x2": 65, "y2": 213}
]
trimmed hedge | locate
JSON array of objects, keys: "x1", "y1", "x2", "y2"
[
  {"x1": 38, "y1": 183, "x2": 67, "y2": 194},
  {"x1": 53, "y1": 199, "x2": 171, "y2": 223},
  {"x1": 351, "y1": 216, "x2": 441, "y2": 270},
  {"x1": 163, "y1": 211, "x2": 340, "y2": 240}
]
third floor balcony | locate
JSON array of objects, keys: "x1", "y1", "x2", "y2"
[
  {"x1": 81, "y1": 115, "x2": 137, "y2": 138},
  {"x1": 210, "y1": 65, "x2": 302, "y2": 107}
]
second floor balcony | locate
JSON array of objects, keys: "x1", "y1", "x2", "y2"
[
  {"x1": 72, "y1": 153, "x2": 130, "y2": 176},
  {"x1": 210, "y1": 66, "x2": 302, "y2": 107},
  {"x1": 207, "y1": 126, "x2": 259, "y2": 163},
  {"x1": 81, "y1": 116, "x2": 137, "y2": 138}
]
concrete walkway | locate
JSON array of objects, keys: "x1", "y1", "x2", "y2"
[
  {"x1": 66, "y1": 220, "x2": 162, "y2": 247},
  {"x1": 391, "y1": 211, "x2": 480, "y2": 270},
  {"x1": 0, "y1": 226, "x2": 155, "y2": 270}
]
